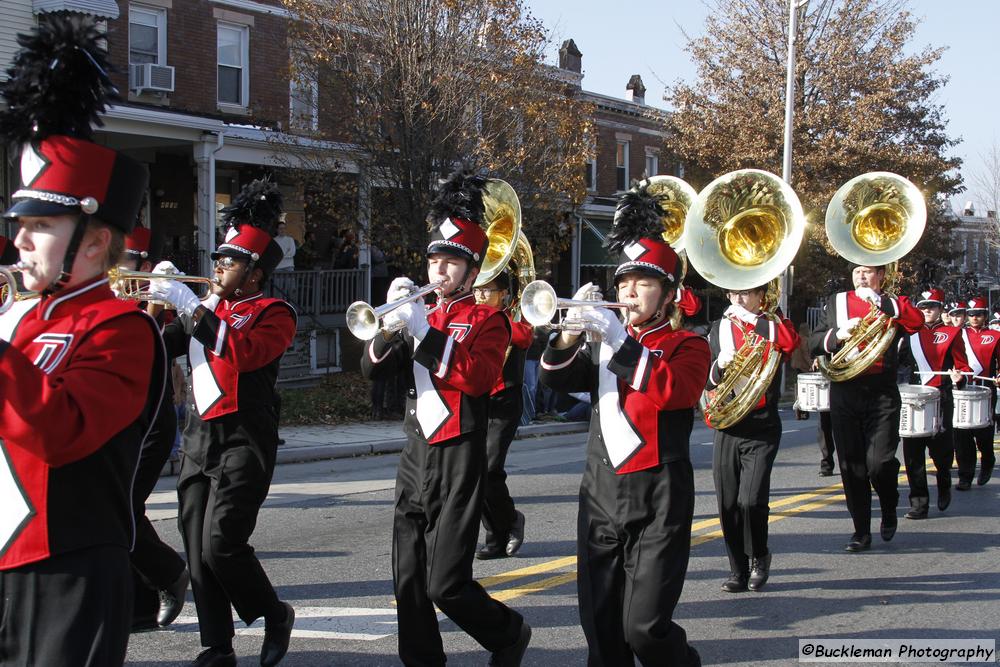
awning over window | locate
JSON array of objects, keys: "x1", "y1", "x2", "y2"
[
  {"x1": 580, "y1": 217, "x2": 615, "y2": 266},
  {"x1": 33, "y1": 0, "x2": 120, "y2": 19}
]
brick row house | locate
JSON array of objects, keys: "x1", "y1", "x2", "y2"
[{"x1": 0, "y1": 4, "x2": 677, "y2": 373}]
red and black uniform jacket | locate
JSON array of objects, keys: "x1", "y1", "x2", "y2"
[
  {"x1": 960, "y1": 326, "x2": 1000, "y2": 388},
  {"x1": 809, "y1": 290, "x2": 923, "y2": 385},
  {"x1": 161, "y1": 292, "x2": 296, "y2": 465},
  {"x1": 539, "y1": 319, "x2": 710, "y2": 474},
  {"x1": 706, "y1": 312, "x2": 800, "y2": 437},
  {"x1": 898, "y1": 321, "x2": 969, "y2": 391},
  {"x1": 490, "y1": 318, "x2": 533, "y2": 396},
  {"x1": 0, "y1": 278, "x2": 165, "y2": 570},
  {"x1": 361, "y1": 293, "x2": 510, "y2": 444}
]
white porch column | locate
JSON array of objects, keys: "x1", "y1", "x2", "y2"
[
  {"x1": 357, "y1": 166, "x2": 372, "y2": 304},
  {"x1": 194, "y1": 132, "x2": 222, "y2": 277},
  {"x1": 571, "y1": 214, "x2": 583, "y2": 294}
]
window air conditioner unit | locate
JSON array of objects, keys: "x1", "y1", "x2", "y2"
[{"x1": 130, "y1": 63, "x2": 175, "y2": 93}]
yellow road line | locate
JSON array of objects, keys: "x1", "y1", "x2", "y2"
[
  {"x1": 477, "y1": 556, "x2": 577, "y2": 588},
  {"x1": 490, "y1": 572, "x2": 578, "y2": 603}
]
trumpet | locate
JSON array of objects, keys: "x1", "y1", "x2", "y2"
[
  {"x1": 520, "y1": 280, "x2": 635, "y2": 335},
  {"x1": 0, "y1": 263, "x2": 39, "y2": 314},
  {"x1": 347, "y1": 280, "x2": 444, "y2": 340},
  {"x1": 107, "y1": 267, "x2": 220, "y2": 307}
]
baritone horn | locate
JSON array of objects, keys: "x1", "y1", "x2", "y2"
[
  {"x1": 346, "y1": 280, "x2": 445, "y2": 341},
  {"x1": 0, "y1": 263, "x2": 38, "y2": 314},
  {"x1": 521, "y1": 280, "x2": 635, "y2": 331},
  {"x1": 818, "y1": 172, "x2": 926, "y2": 382},
  {"x1": 107, "y1": 267, "x2": 220, "y2": 307},
  {"x1": 683, "y1": 169, "x2": 806, "y2": 429}
]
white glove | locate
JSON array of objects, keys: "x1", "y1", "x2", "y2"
[
  {"x1": 579, "y1": 307, "x2": 627, "y2": 351},
  {"x1": 836, "y1": 316, "x2": 862, "y2": 341},
  {"x1": 724, "y1": 304, "x2": 757, "y2": 325},
  {"x1": 387, "y1": 277, "x2": 415, "y2": 304},
  {"x1": 717, "y1": 347, "x2": 736, "y2": 369},
  {"x1": 394, "y1": 300, "x2": 430, "y2": 341},
  {"x1": 854, "y1": 287, "x2": 879, "y2": 304},
  {"x1": 566, "y1": 282, "x2": 599, "y2": 325},
  {"x1": 148, "y1": 279, "x2": 201, "y2": 317},
  {"x1": 152, "y1": 260, "x2": 183, "y2": 276}
]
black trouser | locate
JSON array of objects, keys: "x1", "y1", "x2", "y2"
[
  {"x1": 954, "y1": 389, "x2": 997, "y2": 484},
  {"x1": 830, "y1": 380, "x2": 901, "y2": 537},
  {"x1": 131, "y1": 391, "x2": 186, "y2": 615},
  {"x1": 577, "y1": 458, "x2": 700, "y2": 667},
  {"x1": 902, "y1": 390, "x2": 953, "y2": 511},
  {"x1": 818, "y1": 411, "x2": 836, "y2": 474},
  {"x1": 713, "y1": 427, "x2": 780, "y2": 575},
  {"x1": 393, "y1": 432, "x2": 523, "y2": 666},
  {"x1": 178, "y1": 417, "x2": 281, "y2": 648},
  {"x1": 481, "y1": 388, "x2": 522, "y2": 547},
  {"x1": 0, "y1": 544, "x2": 131, "y2": 667}
]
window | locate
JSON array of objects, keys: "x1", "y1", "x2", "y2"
[
  {"x1": 129, "y1": 5, "x2": 166, "y2": 65},
  {"x1": 289, "y1": 68, "x2": 318, "y2": 131},
  {"x1": 645, "y1": 153, "x2": 658, "y2": 178},
  {"x1": 584, "y1": 157, "x2": 596, "y2": 191},
  {"x1": 615, "y1": 141, "x2": 629, "y2": 191},
  {"x1": 218, "y1": 23, "x2": 249, "y2": 107}
]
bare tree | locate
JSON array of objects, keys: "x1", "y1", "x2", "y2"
[
  {"x1": 276, "y1": 0, "x2": 594, "y2": 275},
  {"x1": 968, "y1": 139, "x2": 1000, "y2": 248},
  {"x1": 668, "y1": 0, "x2": 963, "y2": 310}
]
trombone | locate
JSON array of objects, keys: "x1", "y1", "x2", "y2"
[
  {"x1": 520, "y1": 280, "x2": 635, "y2": 333},
  {"x1": 0, "y1": 263, "x2": 39, "y2": 314},
  {"x1": 107, "y1": 267, "x2": 220, "y2": 307},
  {"x1": 347, "y1": 280, "x2": 444, "y2": 341}
]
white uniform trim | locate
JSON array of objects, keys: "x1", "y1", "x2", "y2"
[
  {"x1": 909, "y1": 331, "x2": 933, "y2": 385},
  {"x1": 540, "y1": 345, "x2": 579, "y2": 371},
  {"x1": 190, "y1": 338, "x2": 223, "y2": 416},
  {"x1": 628, "y1": 346, "x2": 649, "y2": 391},
  {"x1": 597, "y1": 341, "x2": 643, "y2": 468},
  {"x1": 212, "y1": 321, "x2": 228, "y2": 357},
  {"x1": 962, "y1": 329, "x2": 985, "y2": 376},
  {"x1": 413, "y1": 361, "x2": 449, "y2": 437},
  {"x1": 435, "y1": 335, "x2": 454, "y2": 379},
  {"x1": 368, "y1": 340, "x2": 393, "y2": 364},
  {"x1": 41, "y1": 278, "x2": 109, "y2": 320}
]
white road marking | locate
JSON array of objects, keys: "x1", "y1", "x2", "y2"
[{"x1": 169, "y1": 607, "x2": 422, "y2": 641}]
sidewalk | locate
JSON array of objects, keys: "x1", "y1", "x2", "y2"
[{"x1": 161, "y1": 419, "x2": 588, "y2": 476}]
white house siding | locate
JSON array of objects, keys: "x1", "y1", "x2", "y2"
[{"x1": 0, "y1": 0, "x2": 35, "y2": 80}]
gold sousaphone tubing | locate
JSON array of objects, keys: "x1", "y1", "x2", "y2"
[
  {"x1": 520, "y1": 280, "x2": 635, "y2": 330},
  {"x1": 0, "y1": 263, "x2": 39, "y2": 314},
  {"x1": 108, "y1": 266, "x2": 220, "y2": 306}
]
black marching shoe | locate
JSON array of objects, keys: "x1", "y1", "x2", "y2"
[
  {"x1": 158, "y1": 567, "x2": 190, "y2": 627},
  {"x1": 818, "y1": 468, "x2": 835, "y2": 477},
  {"x1": 955, "y1": 478, "x2": 972, "y2": 491},
  {"x1": 937, "y1": 487, "x2": 951, "y2": 511},
  {"x1": 488, "y1": 621, "x2": 532, "y2": 666},
  {"x1": 880, "y1": 513, "x2": 897, "y2": 542},
  {"x1": 904, "y1": 507, "x2": 928, "y2": 520},
  {"x1": 844, "y1": 533, "x2": 872, "y2": 552},
  {"x1": 260, "y1": 602, "x2": 295, "y2": 667},
  {"x1": 191, "y1": 647, "x2": 236, "y2": 667},
  {"x1": 506, "y1": 511, "x2": 526, "y2": 557},
  {"x1": 978, "y1": 461, "x2": 994, "y2": 486},
  {"x1": 721, "y1": 571, "x2": 749, "y2": 593},
  {"x1": 476, "y1": 542, "x2": 508, "y2": 560},
  {"x1": 748, "y1": 553, "x2": 771, "y2": 591}
]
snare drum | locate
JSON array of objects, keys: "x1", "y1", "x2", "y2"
[
  {"x1": 796, "y1": 372, "x2": 830, "y2": 412},
  {"x1": 953, "y1": 386, "x2": 992, "y2": 429},
  {"x1": 898, "y1": 384, "x2": 940, "y2": 438}
]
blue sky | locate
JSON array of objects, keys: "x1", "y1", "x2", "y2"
[{"x1": 525, "y1": 0, "x2": 999, "y2": 211}]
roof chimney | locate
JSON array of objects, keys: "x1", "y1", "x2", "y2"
[
  {"x1": 989, "y1": 210, "x2": 997, "y2": 220},
  {"x1": 626, "y1": 74, "x2": 646, "y2": 105},
  {"x1": 559, "y1": 39, "x2": 582, "y2": 74},
  {"x1": 963, "y1": 201, "x2": 975, "y2": 216}
]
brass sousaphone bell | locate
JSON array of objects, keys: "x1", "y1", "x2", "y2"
[
  {"x1": 683, "y1": 169, "x2": 806, "y2": 429},
  {"x1": 474, "y1": 179, "x2": 534, "y2": 320},
  {"x1": 818, "y1": 171, "x2": 926, "y2": 382}
]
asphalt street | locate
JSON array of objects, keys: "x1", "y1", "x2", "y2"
[{"x1": 126, "y1": 409, "x2": 1000, "y2": 666}]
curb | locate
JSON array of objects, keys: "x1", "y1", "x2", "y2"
[{"x1": 160, "y1": 420, "x2": 588, "y2": 477}]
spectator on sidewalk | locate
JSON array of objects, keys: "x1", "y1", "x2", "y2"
[
  {"x1": 520, "y1": 327, "x2": 548, "y2": 426},
  {"x1": 274, "y1": 220, "x2": 297, "y2": 272}
]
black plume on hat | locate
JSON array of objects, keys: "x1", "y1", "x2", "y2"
[
  {"x1": 606, "y1": 179, "x2": 664, "y2": 255},
  {"x1": 0, "y1": 14, "x2": 117, "y2": 146},
  {"x1": 220, "y1": 178, "x2": 284, "y2": 233},
  {"x1": 429, "y1": 170, "x2": 487, "y2": 225}
]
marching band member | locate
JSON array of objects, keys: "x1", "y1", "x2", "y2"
[
  {"x1": 156, "y1": 180, "x2": 297, "y2": 667},
  {"x1": 0, "y1": 15, "x2": 165, "y2": 664},
  {"x1": 707, "y1": 285, "x2": 800, "y2": 592},
  {"x1": 540, "y1": 183, "x2": 709, "y2": 666},
  {"x1": 948, "y1": 301, "x2": 967, "y2": 329},
  {"x1": 474, "y1": 270, "x2": 531, "y2": 560},
  {"x1": 990, "y1": 311, "x2": 1000, "y2": 331},
  {"x1": 117, "y1": 226, "x2": 190, "y2": 631},
  {"x1": 897, "y1": 288, "x2": 967, "y2": 519},
  {"x1": 810, "y1": 264, "x2": 922, "y2": 552},
  {"x1": 360, "y1": 171, "x2": 530, "y2": 666},
  {"x1": 955, "y1": 296, "x2": 998, "y2": 489}
]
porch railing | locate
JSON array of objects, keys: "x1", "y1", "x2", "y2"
[{"x1": 267, "y1": 269, "x2": 366, "y2": 317}]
